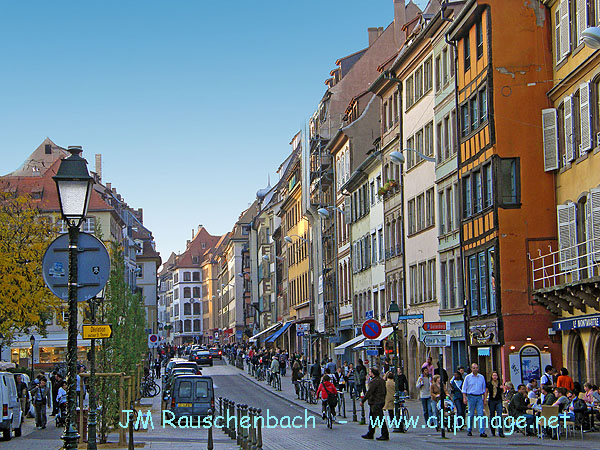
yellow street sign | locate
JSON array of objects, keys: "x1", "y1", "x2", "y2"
[{"x1": 82, "y1": 324, "x2": 112, "y2": 339}]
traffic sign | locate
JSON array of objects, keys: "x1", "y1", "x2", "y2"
[
  {"x1": 362, "y1": 319, "x2": 382, "y2": 340},
  {"x1": 366, "y1": 349, "x2": 378, "y2": 356},
  {"x1": 363, "y1": 339, "x2": 381, "y2": 347},
  {"x1": 148, "y1": 334, "x2": 159, "y2": 348},
  {"x1": 82, "y1": 324, "x2": 112, "y2": 339},
  {"x1": 423, "y1": 334, "x2": 451, "y2": 347},
  {"x1": 423, "y1": 321, "x2": 450, "y2": 331},
  {"x1": 419, "y1": 327, "x2": 443, "y2": 342},
  {"x1": 365, "y1": 310, "x2": 374, "y2": 319},
  {"x1": 42, "y1": 233, "x2": 110, "y2": 302}
]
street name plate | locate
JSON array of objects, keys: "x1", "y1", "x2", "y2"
[
  {"x1": 363, "y1": 339, "x2": 381, "y2": 347},
  {"x1": 42, "y1": 233, "x2": 110, "y2": 302},
  {"x1": 82, "y1": 324, "x2": 112, "y2": 339}
]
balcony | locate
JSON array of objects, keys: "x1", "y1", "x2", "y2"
[{"x1": 529, "y1": 238, "x2": 600, "y2": 315}]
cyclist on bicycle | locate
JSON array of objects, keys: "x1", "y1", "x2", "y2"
[{"x1": 316, "y1": 374, "x2": 338, "y2": 420}]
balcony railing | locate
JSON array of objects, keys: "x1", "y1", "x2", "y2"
[{"x1": 529, "y1": 237, "x2": 600, "y2": 291}]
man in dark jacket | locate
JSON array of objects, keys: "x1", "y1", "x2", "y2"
[
  {"x1": 360, "y1": 368, "x2": 389, "y2": 441},
  {"x1": 397, "y1": 367, "x2": 409, "y2": 395},
  {"x1": 310, "y1": 360, "x2": 322, "y2": 389},
  {"x1": 508, "y1": 384, "x2": 535, "y2": 435}
]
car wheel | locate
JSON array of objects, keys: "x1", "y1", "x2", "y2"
[
  {"x1": 14, "y1": 422, "x2": 21, "y2": 437},
  {"x1": 2, "y1": 422, "x2": 12, "y2": 440}
]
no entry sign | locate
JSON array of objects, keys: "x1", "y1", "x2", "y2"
[{"x1": 362, "y1": 319, "x2": 382, "y2": 340}]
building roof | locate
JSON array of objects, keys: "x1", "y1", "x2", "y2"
[
  {"x1": 4, "y1": 138, "x2": 68, "y2": 177},
  {"x1": 175, "y1": 226, "x2": 222, "y2": 269},
  {"x1": 1, "y1": 157, "x2": 114, "y2": 214}
]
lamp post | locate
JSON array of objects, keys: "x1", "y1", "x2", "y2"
[
  {"x1": 387, "y1": 301, "x2": 401, "y2": 428},
  {"x1": 53, "y1": 146, "x2": 94, "y2": 450},
  {"x1": 30, "y1": 335, "x2": 35, "y2": 380},
  {"x1": 87, "y1": 288, "x2": 103, "y2": 450}
]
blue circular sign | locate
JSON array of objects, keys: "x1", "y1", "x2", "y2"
[{"x1": 362, "y1": 319, "x2": 382, "y2": 339}]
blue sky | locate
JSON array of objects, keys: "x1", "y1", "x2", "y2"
[{"x1": 0, "y1": 0, "x2": 429, "y2": 258}]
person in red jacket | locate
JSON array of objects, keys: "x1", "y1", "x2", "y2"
[{"x1": 316, "y1": 374, "x2": 338, "y2": 420}]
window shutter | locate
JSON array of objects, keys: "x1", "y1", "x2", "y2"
[
  {"x1": 564, "y1": 96, "x2": 574, "y2": 162},
  {"x1": 557, "y1": 203, "x2": 578, "y2": 271},
  {"x1": 542, "y1": 108, "x2": 559, "y2": 171},
  {"x1": 577, "y1": 0, "x2": 588, "y2": 45},
  {"x1": 560, "y1": 0, "x2": 571, "y2": 58},
  {"x1": 344, "y1": 196, "x2": 352, "y2": 224},
  {"x1": 579, "y1": 82, "x2": 592, "y2": 154},
  {"x1": 588, "y1": 188, "x2": 600, "y2": 263}
]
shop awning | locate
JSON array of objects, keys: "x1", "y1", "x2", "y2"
[
  {"x1": 352, "y1": 327, "x2": 395, "y2": 349},
  {"x1": 334, "y1": 334, "x2": 366, "y2": 355},
  {"x1": 264, "y1": 322, "x2": 292, "y2": 343},
  {"x1": 249, "y1": 322, "x2": 281, "y2": 342}
]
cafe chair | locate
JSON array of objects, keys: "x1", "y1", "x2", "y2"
[{"x1": 538, "y1": 405, "x2": 559, "y2": 440}]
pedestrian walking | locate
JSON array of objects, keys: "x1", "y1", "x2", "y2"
[
  {"x1": 291, "y1": 361, "x2": 303, "y2": 397},
  {"x1": 356, "y1": 359, "x2": 367, "y2": 397},
  {"x1": 462, "y1": 362, "x2": 488, "y2": 437},
  {"x1": 383, "y1": 372, "x2": 396, "y2": 430},
  {"x1": 487, "y1": 371, "x2": 504, "y2": 437},
  {"x1": 450, "y1": 370, "x2": 465, "y2": 422},
  {"x1": 326, "y1": 358, "x2": 337, "y2": 374},
  {"x1": 416, "y1": 367, "x2": 433, "y2": 423},
  {"x1": 310, "y1": 359, "x2": 322, "y2": 389},
  {"x1": 430, "y1": 375, "x2": 442, "y2": 430},
  {"x1": 30, "y1": 377, "x2": 51, "y2": 429},
  {"x1": 347, "y1": 363, "x2": 356, "y2": 398},
  {"x1": 360, "y1": 368, "x2": 389, "y2": 441}
]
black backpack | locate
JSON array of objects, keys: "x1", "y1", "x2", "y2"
[{"x1": 326, "y1": 386, "x2": 338, "y2": 408}]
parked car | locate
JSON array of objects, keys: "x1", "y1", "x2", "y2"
[
  {"x1": 0, "y1": 372, "x2": 23, "y2": 440},
  {"x1": 164, "y1": 368, "x2": 197, "y2": 393},
  {"x1": 168, "y1": 375, "x2": 214, "y2": 420},
  {"x1": 165, "y1": 358, "x2": 189, "y2": 376},
  {"x1": 191, "y1": 350, "x2": 213, "y2": 366},
  {"x1": 208, "y1": 347, "x2": 222, "y2": 360},
  {"x1": 173, "y1": 361, "x2": 202, "y2": 374}
]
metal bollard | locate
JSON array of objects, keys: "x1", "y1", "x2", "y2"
[
  {"x1": 226, "y1": 399, "x2": 233, "y2": 439},
  {"x1": 341, "y1": 392, "x2": 346, "y2": 418},
  {"x1": 248, "y1": 407, "x2": 256, "y2": 450},
  {"x1": 236, "y1": 403, "x2": 242, "y2": 445},
  {"x1": 352, "y1": 394, "x2": 357, "y2": 422},
  {"x1": 360, "y1": 397, "x2": 366, "y2": 425},
  {"x1": 255, "y1": 408, "x2": 263, "y2": 450},
  {"x1": 241, "y1": 404, "x2": 249, "y2": 450},
  {"x1": 230, "y1": 400, "x2": 236, "y2": 440},
  {"x1": 207, "y1": 408, "x2": 214, "y2": 450},
  {"x1": 218, "y1": 397, "x2": 223, "y2": 425}
]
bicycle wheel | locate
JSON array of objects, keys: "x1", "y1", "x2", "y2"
[
  {"x1": 152, "y1": 382, "x2": 161, "y2": 396},
  {"x1": 398, "y1": 407, "x2": 409, "y2": 432},
  {"x1": 327, "y1": 405, "x2": 333, "y2": 429}
]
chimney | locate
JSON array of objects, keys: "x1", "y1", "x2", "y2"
[
  {"x1": 368, "y1": 27, "x2": 380, "y2": 46},
  {"x1": 137, "y1": 208, "x2": 143, "y2": 222},
  {"x1": 394, "y1": 0, "x2": 407, "y2": 47},
  {"x1": 95, "y1": 154, "x2": 102, "y2": 182},
  {"x1": 106, "y1": 182, "x2": 111, "y2": 191},
  {"x1": 192, "y1": 228, "x2": 195, "y2": 239}
]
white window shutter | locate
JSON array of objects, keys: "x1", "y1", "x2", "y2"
[
  {"x1": 577, "y1": 0, "x2": 588, "y2": 45},
  {"x1": 542, "y1": 108, "x2": 559, "y2": 171},
  {"x1": 588, "y1": 188, "x2": 600, "y2": 263},
  {"x1": 557, "y1": 202, "x2": 578, "y2": 271},
  {"x1": 344, "y1": 196, "x2": 352, "y2": 225},
  {"x1": 564, "y1": 96, "x2": 574, "y2": 162},
  {"x1": 579, "y1": 82, "x2": 592, "y2": 154},
  {"x1": 560, "y1": 0, "x2": 571, "y2": 58}
]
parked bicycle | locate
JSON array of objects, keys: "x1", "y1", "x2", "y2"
[{"x1": 140, "y1": 376, "x2": 161, "y2": 398}]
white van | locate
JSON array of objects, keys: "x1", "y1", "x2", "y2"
[{"x1": 0, "y1": 372, "x2": 22, "y2": 440}]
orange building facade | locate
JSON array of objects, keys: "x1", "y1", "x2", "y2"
[{"x1": 448, "y1": 0, "x2": 561, "y2": 381}]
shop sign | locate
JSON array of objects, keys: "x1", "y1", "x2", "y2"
[
  {"x1": 469, "y1": 321, "x2": 498, "y2": 345},
  {"x1": 552, "y1": 314, "x2": 600, "y2": 331}
]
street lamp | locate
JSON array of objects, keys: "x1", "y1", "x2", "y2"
[
  {"x1": 387, "y1": 300, "x2": 401, "y2": 427},
  {"x1": 53, "y1": 146, "x2": 94, "y2": 450},
  {"x1": 582, "y1": 27, "x2": 600, "y2": 48},
  {"x1": 262, "y1": 254, "x2": 283, "y2": 262},
  {"x1": 389, "y1": 148, "x2": 436, "y2": 165},
  {"x1": 30, "y1": 335, "x2": 35, "y2": 380},
  {"x1": 284, "y1": 235, "x2": 308, "y2": 244},
  {"x1": 316, "y1": 205, "x2": 344, "y2": 219}
]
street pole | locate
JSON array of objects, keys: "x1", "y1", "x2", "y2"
[
  {"x1": 438, "y1": 349, "x2": 445, "y2": 439},
  {"x1": 63, "y1": 224, "x2": 81, "y2": 449},
  {"x1": 392, "y1": 324, "x2": 400, "y2": 431},
  {"x1": 87, "y1": 296, "x2": 98, "y2": 450}
]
